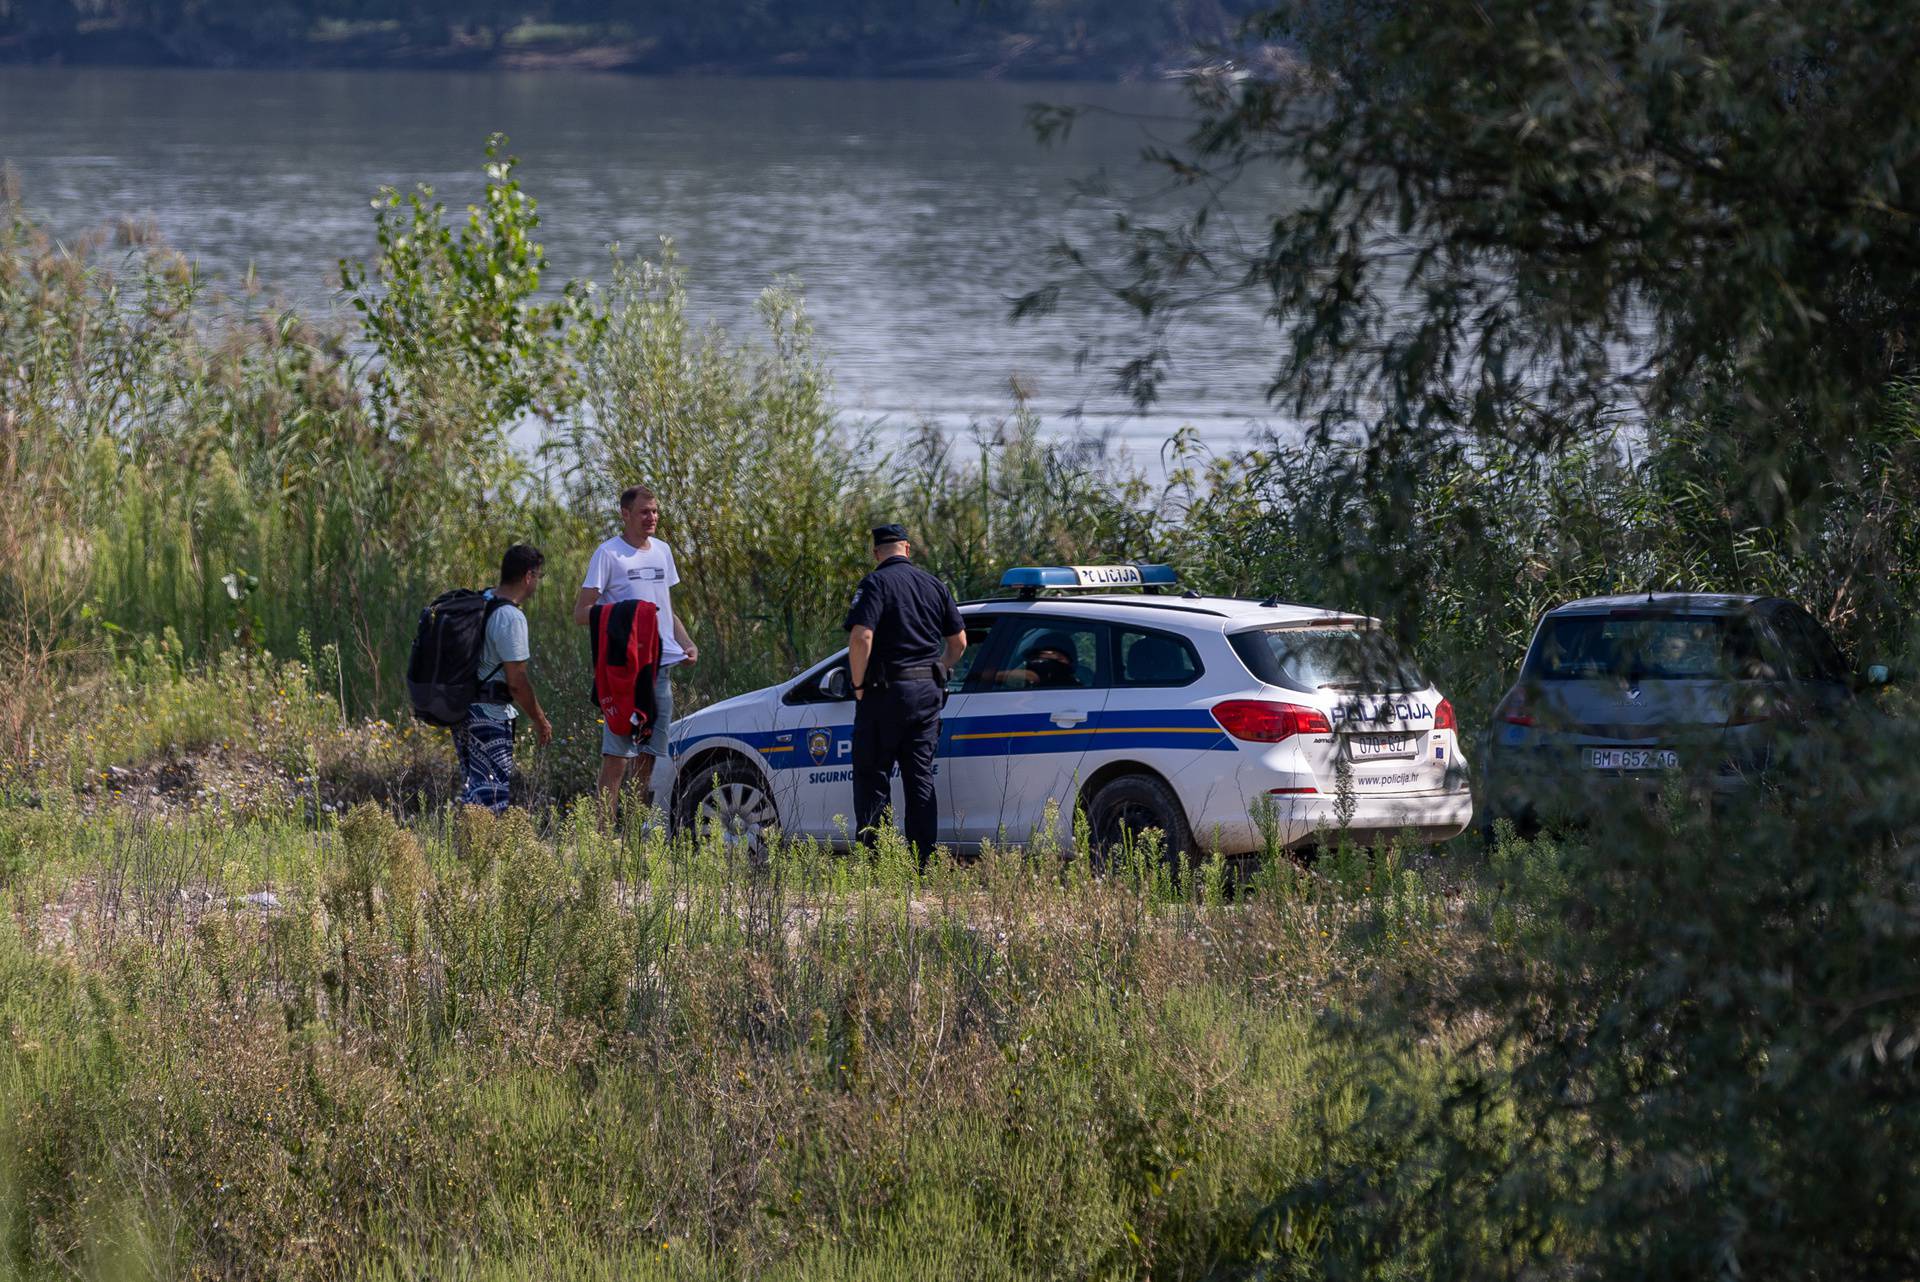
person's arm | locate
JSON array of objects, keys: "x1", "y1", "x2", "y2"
[
  {"x1": 939, "y1": 593, "x2": 966, "y2": 676},
  {"x1": 574, "y1": 547, "x2": 607, "y2": 627},
  {"x1": 848, "y1": 626, "x2": 875, "y2": 701},
  {"x1": 501, "y1": 660, "x2": 552, "y2": 744},
  {"x1": 671, "y1": 613, "x2": 698, "y2": 664}
]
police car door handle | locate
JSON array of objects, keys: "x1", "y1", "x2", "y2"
[{"x1": 1050, "y1": 710, "x2": 1090, "y2": 727}]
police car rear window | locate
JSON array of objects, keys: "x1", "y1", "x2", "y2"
[{"x1": 1231, "y1": 626, "x2": 1426, "y2": 693}]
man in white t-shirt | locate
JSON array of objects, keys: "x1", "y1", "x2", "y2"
[{"x1": 573, "y1": 483, "x2": 699, "y2": 819}]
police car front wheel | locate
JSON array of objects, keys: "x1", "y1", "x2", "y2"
[
  {"x1": 1085, "y1": 773, "x2": 1195, "y2": 870},
  {"x1": 677, "y1": 758, "x2": 778, "y2": 865}
]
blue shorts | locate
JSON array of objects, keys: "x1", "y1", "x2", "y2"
[{"x1": 603, "y1": 667, "x2": 674, "y2": 760}]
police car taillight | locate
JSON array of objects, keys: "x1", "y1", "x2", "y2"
[
  {"x1": 1211, "y1": 699, "x2": 1333, "y2": 742},
  {"x1": 1434, "y1": 698, "x2": 1457, "y2": 731}
]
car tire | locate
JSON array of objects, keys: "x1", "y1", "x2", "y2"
[
  {"x1": 675, "y1": 756, "x2": 779, "y2": 867},
  {"x1": 1085, "y1": 773, "x2": 1196, "y2": 871}
]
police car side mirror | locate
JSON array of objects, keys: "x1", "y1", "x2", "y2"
[{"x1": 821, "y1": 667, "x2": 853, "y2": 701}]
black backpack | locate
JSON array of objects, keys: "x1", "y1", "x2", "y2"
[{"x1": 407, "y1": 589, "x2": 512, "y2": 726}]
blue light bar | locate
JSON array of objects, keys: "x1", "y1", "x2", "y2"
[
  {"x1": 998, "y1": 563, "x2": 1180, "y2": 591},
  {"x1": 1000, "y1": 566, "x2": 1082, "y2": 589}
]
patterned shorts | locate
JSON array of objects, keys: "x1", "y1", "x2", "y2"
[{"x1": 452, "y1": 715, "x2": 517, "y2": 813}]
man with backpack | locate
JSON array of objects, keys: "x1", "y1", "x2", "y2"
[{"x1": 436, "y1": 544, "x2": 553, "y2": 813}]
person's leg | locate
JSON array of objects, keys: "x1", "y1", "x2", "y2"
[
  {"x1": 628, "y1": 665, "x2": 674, "y2": 814},
  {"x1": 452, "y1": 724, "x2": 478, "y2": 807},
  {"x1": 599, "y1": 723, "x2": 641, "y2": 822},
  {"x1": 460, "y1": 715, "x2": 517, "y2": 815},
  {"x1": 850, "y1": 690, "x2": 897, "y2": 847},
  {"x1": 895, "y1": 683, "x2": 941, "y2": 869}
]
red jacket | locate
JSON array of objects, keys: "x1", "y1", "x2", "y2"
[{"x1": 590, "y1": 599, "x2": 662, "y2": 743}]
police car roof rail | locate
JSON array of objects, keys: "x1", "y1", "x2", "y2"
[{"x1": 997, "y1": 563, "x2": 1177, "y2": 600}]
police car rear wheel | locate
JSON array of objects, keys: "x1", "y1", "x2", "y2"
[
  {"x1": 680, "y1": 759, "x2": 778, "y2": 865},
  {"x1": 1086, "y1": 773, "x2": 1194, "y2": 870}
]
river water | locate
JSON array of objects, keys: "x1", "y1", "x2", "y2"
[{"x1": 1, "y1": 67, "x2": 1296, "y2": 459}]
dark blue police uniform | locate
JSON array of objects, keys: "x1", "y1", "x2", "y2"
[{"x1": 843, "y1": 527, "x2": 964, "y2": 862}]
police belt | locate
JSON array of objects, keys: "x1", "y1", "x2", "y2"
[{"x1": 871, "y1": 664, "x2": 941, "y2": 687}]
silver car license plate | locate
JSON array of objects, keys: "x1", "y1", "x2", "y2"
[
  {"x1": 1586, "y1": 747, "x2": 1679, "y2": 770},
  {"x1": 1351, "y1": 733, "x2": 1416, "y2": 759}
]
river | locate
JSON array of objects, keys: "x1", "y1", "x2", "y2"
[{"x1": 1, "y1": 67, "x2": 1296, "y2": 460}]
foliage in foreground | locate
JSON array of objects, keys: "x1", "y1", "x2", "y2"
[
  {"x1": 1247, "y1": 708, "x2": 1920, "y2": 1279},
  {"x1": 0, "y1": 795, "x2": 1453, "y2": 1280}
]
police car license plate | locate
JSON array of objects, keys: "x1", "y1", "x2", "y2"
[
  {"x1": 1350, "y1": 733, "x2": 1416, "y2": 759},
  {"x1": 1586, "y1": 748, "x2": 1679, "y2": 770}
]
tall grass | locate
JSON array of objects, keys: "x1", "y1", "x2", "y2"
[{"x1": 0, "y1": 796, "x2": 1454, "y2": 1279}]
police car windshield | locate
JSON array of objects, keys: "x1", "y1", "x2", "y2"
[{"x1": 1231, "y1": 626, "x2": 1426, "y2": 693}]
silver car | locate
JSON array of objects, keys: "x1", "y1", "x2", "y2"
[{"x1": 1479, "y1": 593, "x2": 1869, "y2": 833}]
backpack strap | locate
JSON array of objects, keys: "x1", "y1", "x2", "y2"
[{"x1": 479, "y1": 593, "x2": 514, "y2": 693}]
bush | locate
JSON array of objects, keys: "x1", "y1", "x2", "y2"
[{"x1": 1244, "y1": 709, "x2": 1920, "y2": 1278}]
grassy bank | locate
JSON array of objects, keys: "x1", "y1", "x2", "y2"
[
  {"x1": 5, "y1": 662, "x2": 1920, "y2": 1277},
  {"x1": 0, "y1": 777, "x2": 1465, "y2": 1279}
]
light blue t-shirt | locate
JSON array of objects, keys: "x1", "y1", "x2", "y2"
[{"x1": 472, "y1": 591, "x2": 531, "y2": 721}]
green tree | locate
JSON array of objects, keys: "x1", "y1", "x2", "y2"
[
  {"x1": 1026, "y1": 0, "x2": 1920, "y2": 628},
  {"x1": 341, "y1": 131, "x2": 600, "y2": 441},
  {"x1": 1022, "y1": 5, "x2": 1920, "y2": 1275}
]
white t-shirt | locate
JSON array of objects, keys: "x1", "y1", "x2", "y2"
[
  {"x1": 472, "y1": 591, "x2": 530, "y2": 721},
  {"x1": 581, "y1": 535, "x2": 686, "y2": 666}
]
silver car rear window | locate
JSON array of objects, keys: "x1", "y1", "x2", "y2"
[
  {"x1": 1526, "y1": 612, "x2": 1769, "y2": 681},
  {"x1": 1230, "y1": 626, "x2": 1426, "y2": 693}
]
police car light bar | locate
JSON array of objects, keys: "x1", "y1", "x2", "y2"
[{"x1": 999, "y1": 563, "x2": 1179, "y2": 594}]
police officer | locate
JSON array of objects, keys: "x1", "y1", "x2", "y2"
[{"x1": 843, "y1": 523, "x2": 966, "y2": 865}]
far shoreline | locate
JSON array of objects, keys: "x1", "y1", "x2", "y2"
[{"x1": 0, "y1": 27, "x2": 1286, "y2": 83}]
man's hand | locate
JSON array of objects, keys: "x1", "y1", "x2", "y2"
[
  {"x1": 572, "y1": 586, "x2": 601, "y2": 628},
  {"x1": 682, "y1": 643, "x2": 699, "y2": 664},
  {"x1": 532, "y1": 714, "x2": 554, "y2": 746}
]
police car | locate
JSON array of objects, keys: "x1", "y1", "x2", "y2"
[{"x1": 662, "y1": 564, "x2": 1473, "y2": 860}]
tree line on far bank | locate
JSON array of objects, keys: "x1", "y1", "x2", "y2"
[{"x1": 0, "y1": 0, "x2": 1259, "y2": 77}]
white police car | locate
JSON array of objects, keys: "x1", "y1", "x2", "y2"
[{"x1": 662, "y1": 565, "x2": 1473, "y2": 860}]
